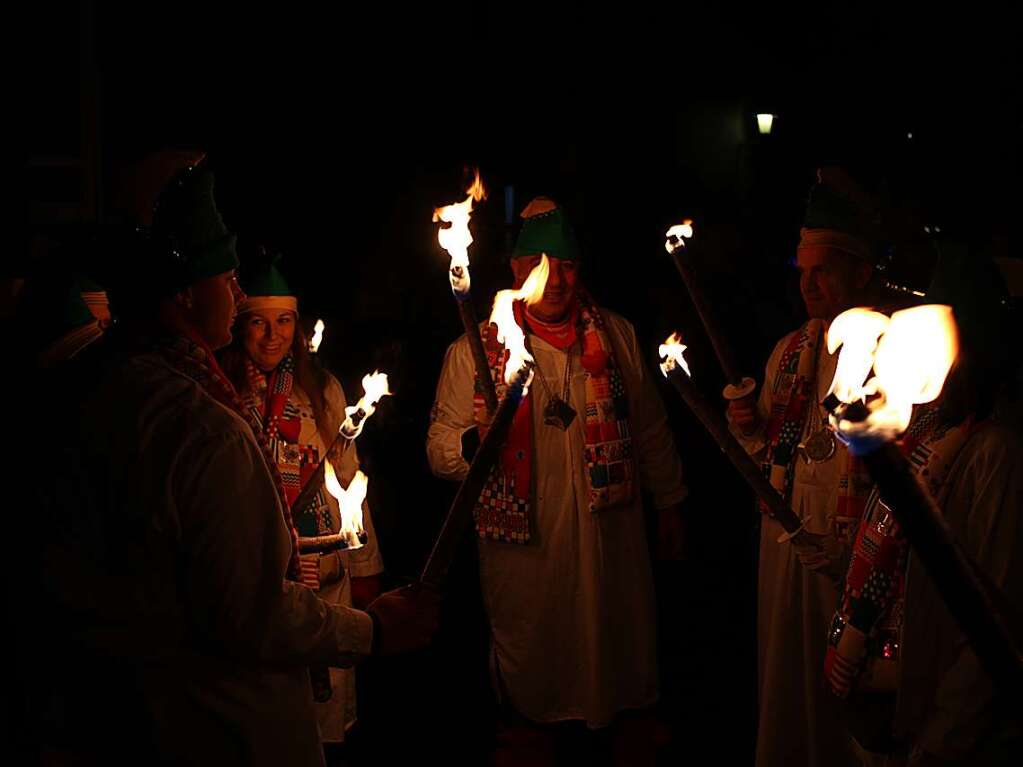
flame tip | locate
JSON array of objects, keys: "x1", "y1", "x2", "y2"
[
  {"x1": 435, "y1": 172, "x2": 487, "y2": 285},
  {"x1": 467, "y1": 168, "x2": 487, "y2": 202},
  {"x1": 658, "y1": 331, "x2": 691, "y2": 377}
]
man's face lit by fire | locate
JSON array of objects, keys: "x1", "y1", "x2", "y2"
[
  {"x1": 511, "y1": 254, "x2": 579, "y2": 323},
  {"x1": 242, "y1": 308, "x2": 297, "y2": 371},
  {"x1": 796, "y1": 246, "x2": 873, "y2": 322}
]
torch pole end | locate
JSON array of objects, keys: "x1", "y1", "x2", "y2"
[{"x1": 723, "y1": 377, "x2": 757, "y2": 401}]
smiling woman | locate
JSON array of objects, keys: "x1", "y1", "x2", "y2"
[
  {"x1": 243, "y1": 307, "x2": 297, "y2": 371},
  {"x1": 216, "y1": 247, "x2": 385, "y2": 744}
]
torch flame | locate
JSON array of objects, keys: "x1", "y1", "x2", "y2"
[
  {"x1": 664, "y1": 220, "x2": 694, "y2": 254},
  {"x1": 826, "y1": 308, "x2": 890, "y2": 403},
  {"x1": 658, "y1": 332, "x2": 692, "y2": 378},
  {"x1": 827, "y1": 305, "x2": 958, "y2": 441},
  {"x1": 323, "y1": 462, "x2": 367, "y2": 548},
  {"x1": 465, "y1": 169, "x2": 486, "y2": 202},
  {"x1": 341, "y1": 371, "x2": 392, "y2": 439},
  {"x1": 875, "y1": 306, "x2": 959, "y2": 415},
  {"x1": 433, "y1": 169, "x2": 487, "y2": 297},
  {"x1": 489, "y1": 254, "x2": 550, "y2": 389},
  {"x1": 308, "y1": 319, "x2": 326, "y2": 353}
]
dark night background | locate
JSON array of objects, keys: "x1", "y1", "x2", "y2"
[{"x1": 17, "y1": 4, "x2": 1019, "y2": 764}]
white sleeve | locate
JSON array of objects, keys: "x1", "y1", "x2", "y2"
[
  {"x1": 916, "y1": 431, "x2": 1023, "y2": 759},
  {"x1": 426, "y1": 337, "x2": 476, "y2": 482}
]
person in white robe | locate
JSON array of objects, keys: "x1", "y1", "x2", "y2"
[
  {"x1": 427, "y1": 197, "x2": 686, "y2": 765},
  {"x1": 728, "y1": 169, "x2": 884, "y2": 767}
]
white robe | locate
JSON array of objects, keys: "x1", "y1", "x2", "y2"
[
  {"x1": 427, "y1": 309, "x2": 687, "y2": 728},
  {"x1": 44, "y1": 350, "x2": 373, "y2": 766},
  {"x1": 896, "y1": 423, "x2": 1023, "y2": 763},
  {"x1": 734, "y1": 325, "x2": 857, "y2": 767}
]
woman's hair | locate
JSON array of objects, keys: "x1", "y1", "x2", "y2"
[{"x1": 218, "y1": 313, "x2": 337, "y2": 446}]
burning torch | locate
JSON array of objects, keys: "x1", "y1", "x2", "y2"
[
  {"x1": 304, "y1": 464, "x2": 370, "y2": 553},
  {"x1": 434, "y1": 170, "x2": 499, "y2": 415},
  {"x1": 419, "y1": 256, "x2": 550, "y2": 587},
  {"x1": 658, "y1": 333, "x2": 812, "y2": 545},
  {"x1": 308, "y1": 319, "x2": 325, "y2": 353},
  {"x1": 289, "y1": 371, "x2": 391, "y2": 522},
  {"x1": 296, "y1": 374, "x2": 388, "y2": 703},
  {"x1": 664, "y1": 222, "x2": 757, "y2": 403}
]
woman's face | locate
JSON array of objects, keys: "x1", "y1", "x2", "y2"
[{"x1": 241, "y1": 308, "x2": 297, "y2": 371}]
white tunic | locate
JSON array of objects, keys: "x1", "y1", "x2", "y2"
[
  {"x1": 897, "y1": 423, "x2": 1023, "y2": 763},
  {"x1": 427, "y1": 309, "x2": 687, "y2": 728},
  {"x1": 734, "y1": 325, "x2": 856, "y2": 767}
]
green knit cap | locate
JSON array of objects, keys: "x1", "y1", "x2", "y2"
[
  {"x1": 49, "y1": 279, "x2": 97, "y2": 338},
  {"x1": 240, "y1": 249, "x2": 293, "y2": 296},
  {"x1": 23, "y1": 230, "x2": 107, "y2": 343},
  {"x1": 19, "y1": 273, "x2": 104, "y2": 366},
  {"x1": 238, "y1": 249, "x2": 298, "y2": 313},
  {"x1": 152, "y1": 166, "x2": 238, "y2": 286},
  {"x1": 512, "y1": 197, "x2": 581, "y2": 262}
]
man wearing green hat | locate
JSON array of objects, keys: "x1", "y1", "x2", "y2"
[
  {"x1": 34, "y1": 163, "x2": 438, "y2": 765},
  {"x1": 428, "y1": 197, "x2": 687, "y2": 763},
  {"x1": 727, "y1": 168, "x2": 884, "y2": 767}
]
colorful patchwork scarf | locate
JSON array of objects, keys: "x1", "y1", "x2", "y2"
[
  {"x1": 761, "y1": 320, "x2": 821, "y2": 504},
  {"x1": 471, "y1": 290, "x2": 634, "y2": 544},
  {"x1": 824, "y1": 407, "x2": 980, "y2": 696},
  {"x1": 241, "y1": 355, "x2": 341, "y2": 587},
  {"x1": 240, "y1": 357, "x2": 334, "y2": 529},
  {"x1": 241, "y1": 355, "x2": 303, "y2": 505},
  {"x1": 761, "y1": 319, "x2": 872, "y2": 543},
  {"x1": 243, "y1": 355, "x2": 298, "y2": 439},
  {"x1": 155, "y1": 336, "x2": 301, "y2": 580}
]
